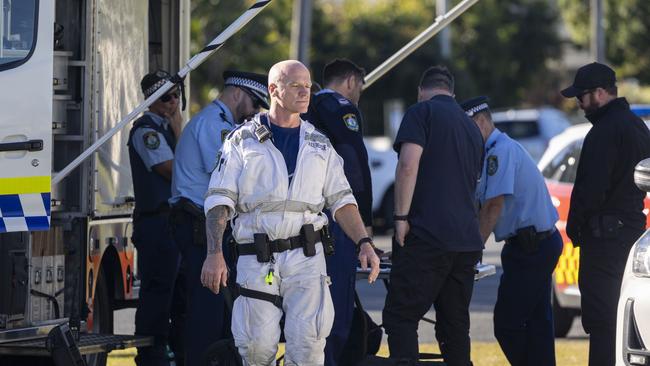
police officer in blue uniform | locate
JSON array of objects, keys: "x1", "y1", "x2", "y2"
[
  {"x1": 169, "y1": 70, "x2": 268, "y2": 366},
  {"x1": 302, "y1": 59, "x2": 373, "y2": 366},
  {"x1": 461, "y1": 96, "x2": 563, "y2": 366},
  {"x1": 128, "y1": 70, "x2": 185, "y2": 366}
]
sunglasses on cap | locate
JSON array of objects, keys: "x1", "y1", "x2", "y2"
[
  {"x1": 160, "y1": 92, "x2": 179, "y2": 103},
  {"x1": 239, "y1": 87, "x2": 262, "y2": 109}
]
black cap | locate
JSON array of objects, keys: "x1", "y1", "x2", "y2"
[
  {"x1": 561, "y1": 62, "x2": 616, "y2": 98},
  {"x1": 223, "y1": 70, "x2": 270, "y2": 109},
  {"x1": 141, "y1": 70, "x2": 173, "y2": 98},
  {"x1": 460, "y1": 96, "x2": 490, "y2": 117}
]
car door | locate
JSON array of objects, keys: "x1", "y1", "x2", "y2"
[{"x1": 0, "y1": 0, "x2": 53, "y2": 232}]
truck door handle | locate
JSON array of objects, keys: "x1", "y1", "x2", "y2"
[{"x1": 0, "y1": 139, "x2": 44, "y2": 152}]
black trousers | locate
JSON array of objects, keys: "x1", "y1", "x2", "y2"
[
  {"x1": 579, "y1": 229, "x2": 642, "y2": 366},
  {"x1": 382, "y1": 233, "x2": 482, "y2": 366},
  {"x1": 132, "y1": 214, "x2": 184, "y2": 366},
  {"x1": 494, "y1": 230, "x2": 563, "y2": 366}
]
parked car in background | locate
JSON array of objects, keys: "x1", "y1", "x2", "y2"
[
  {"x1": 539, "y1": 105, "x2": 650, "y2": 337},
  {"x1": 492, "y1": 107, "x2": 571, "y2": 162},
  {"x1": 364, "y1": 136, "x2": 397, "y2": 231}
]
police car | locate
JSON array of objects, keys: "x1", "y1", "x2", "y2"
[
  {"x1": 492, "y1": 107, "x2": 571, "y2": 162},
  {"x1": 539, "y1": 106, "x2": 650, "y2": 338}
]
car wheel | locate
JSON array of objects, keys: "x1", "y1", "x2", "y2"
[{"x1": 552, "y1": 290, "x2": 574, "y2": 338}]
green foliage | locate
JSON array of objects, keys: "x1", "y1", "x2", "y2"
[
  {"x1": 189, "y1": 0, "x2": 561, "y2": 133},
  {"x1": 558, "y1": 0, "x2": 650, "y2": 83}
]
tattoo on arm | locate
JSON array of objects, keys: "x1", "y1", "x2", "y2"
[{"x1": 206, "y1": 206, "x2": 230, "y2": 255}]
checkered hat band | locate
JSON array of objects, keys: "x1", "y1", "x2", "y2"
[
  {"x1": 144, "y1": 79, "x2": 168, "y2": 98},
  {"x1": 225, "y1": 77, "x2": 267, "y2": 96},
  {"x1": 466, "y1": 103, "x2": 489, "y2": 117}
]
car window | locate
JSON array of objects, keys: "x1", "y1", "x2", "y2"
[
  {"x1": 559, "y1": 143, "x2": 582, "y2": 183},
  {"x1": 542, "y1": 141, "x2": 582, "y2": 182},
  {"x1": 0, "y1": 0, "x2": 37, "y2": 69},
  {"x1": 494, "y1": 120, "x2": 540, "y2": 139}
]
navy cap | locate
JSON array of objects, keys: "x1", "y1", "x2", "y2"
[
  {"x1": 460, "y1": 96, "x2": 490, "y2": 117},
  {"x1": 141, "y1": 70, "x2": 173, "y2": 98},
  {"x1": 561, "y1": 62, "x2": 616, "y2": 98},
  {"x1": 223, "y1": 70, "x2": 270, "y2": 109}
]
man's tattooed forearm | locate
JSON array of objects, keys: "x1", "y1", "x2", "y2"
[{"x1": 206, "y1": 206, "x2": 230, "y2": 255}]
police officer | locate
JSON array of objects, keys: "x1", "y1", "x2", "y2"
[
  {"x1": 128, "y1": 70, "x2": 184, "y2": 366},
  {"x1": 461, "y1": 96, "x2": 563, "y2": 366},
  {"x1": 382, "y1": 66, "x2": 484, "y2": 366},
  {"x1": 169, "y1": 70, "x2": 268, "y2": 366},
  {"x1": 200, "y1": 60, "x2": 380, "y2": 366},
  {"x1": 560, "y1": 62, "x2": 650, "y2": 366},
  {"x1": 302, "y1": 59, "x2": 373, "y2": 366}
]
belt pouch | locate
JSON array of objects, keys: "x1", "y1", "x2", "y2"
[
  {"x1": 301, "y1": 224, "x2": 317, "y2": 257},
  {"x1": 515, "y1": 226, "x2": 539, "y2": 253},
  {"x1": 320, "y1": 225, "x2": 335, "y2": 256},
  {"x1": 254, "y1": 233, "x2": 271, "y2": 263}
]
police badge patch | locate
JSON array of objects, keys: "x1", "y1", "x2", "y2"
[
  {"x1": 487, "y1": 155, "x2": 499, "y2": 176},
  {"x1": 221, "y1": 129, "x2": 232, "y2": 143},
  {"x1": 343, "y1": 113, "x2": 359, "y2": 131},
  {"x1": 143, "y1": 131, "x2": 160, "y2": 149}
]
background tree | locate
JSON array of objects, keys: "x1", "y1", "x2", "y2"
[
  {"x1": 189, "y1": 0, "x2": 561, "y2": 134},
  {"x1": 558, "y1": 0, "x2": 650, "y2": 83}
]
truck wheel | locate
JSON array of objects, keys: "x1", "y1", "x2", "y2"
[
  {"x1": 552, "y1": 291, "x2": 574, "y2": 338},
  {"x1": 86, "y1": 269, "x2": 113, "y2": 366}
]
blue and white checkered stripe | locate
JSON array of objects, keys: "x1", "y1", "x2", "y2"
[{"x1": 0, "y1": 193, "x2": 51, "y2": 233}]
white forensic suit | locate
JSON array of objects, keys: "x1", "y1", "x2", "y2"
[{"x1": 204, "y1": 113, "x2": 357, "y2": 366}]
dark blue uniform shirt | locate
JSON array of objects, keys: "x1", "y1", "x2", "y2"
[
  {"x1": 394, "y1": 95, "x2": 484, "y2": 251},
  {"x1": 303, "y1": 89, "x2": 373, "y2": 226}
]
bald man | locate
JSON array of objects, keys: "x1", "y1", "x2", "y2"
[{"x1": 201, "y1": 60, "x2": 380, "y2": 365}]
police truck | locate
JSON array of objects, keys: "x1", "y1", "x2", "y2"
[{"x1": 0, "y1": 0, "x2": 189, "y2": 364}]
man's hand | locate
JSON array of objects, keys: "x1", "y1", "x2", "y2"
[
  {"x1": 358, "y1": 242, "x2": 380, "y2": 283},
  {"x1": 395, "y1": 220, "x2": 410, "y2": 247},
  {"x1": 165, "y1": 106, "x2": 183, "y2": 138},
  {"x1": 201, "y1": 252, "x2": 228, "y2": 294}
]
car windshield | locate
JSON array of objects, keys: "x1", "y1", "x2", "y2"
[{"x1": 494, "y1": 120, "x2": 540, "y2": 139}]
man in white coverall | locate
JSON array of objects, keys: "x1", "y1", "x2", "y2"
[{"x1": 200, "y1": 60, "x2": 381, "y2": 366}]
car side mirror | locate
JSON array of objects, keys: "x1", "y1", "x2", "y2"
[{"x1": 634, "y1": 158, "x2": 650, "y2": 192}]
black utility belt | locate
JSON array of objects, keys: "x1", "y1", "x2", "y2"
[
  {"x1": 238, "y1": 224, "x2": 334, "y2": 262},
  {"x1": 505, "y1": 226, "x2": 556, "y2": 253},
  {"x1": 133, "y1": 204, "x2": 170, "y2": 220},
  {"x1": 169, "y1": 197, "x2": 207, "y2": 246},
  {"x1": 170, "y1": 197, "x2": 204, "y2": 219}
]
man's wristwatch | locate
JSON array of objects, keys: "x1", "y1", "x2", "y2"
[
  {"x1": 356, "y1": 237, "x2": 375, "y2": 254},
  {"x1": 393, "y1": 214, "x2": 409, "y2": 221}
]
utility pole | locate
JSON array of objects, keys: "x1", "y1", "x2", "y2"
[
  {"x1": 590, "y1": 0, "x2": 605, "y2": 62},
  {"x1": 436, "y1": 0, "x2": 451, "y2": 59},
  {"x1": 290, "y1": 0, "x2": 312, "y2": 67}
]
